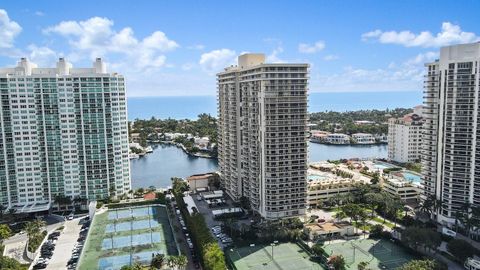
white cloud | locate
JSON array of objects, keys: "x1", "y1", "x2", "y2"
[
  {"x1": 35, "y1": 11, "x2": 45, "y2": 16},
  {"x1": 44, "y1": 17, "x2": 178, "y2": 70},
  {"x1": 0, "y1": 9, "x2": 22, "y2": 49},
  {"x1": 199, "y1": 49, "x2": 236, "y2": 72},
  {"x1": 312, "y1": 52, "x2": 438, "y2": 92},
  {"x1": 323, "y1": 54, "x2": 339, "y2": 61},
  {"x1": 28, "y1": 45, "x2": 59, "y2": 66},
  {"x1": 361, "y1": 22, "x2": 480, "y2": 47},
  {"x1": 298, "y1": 41, "x2": 325, "y2": 53},
  {"x1": 266, "y1": 46, "x2": 285, "y2": 63}
]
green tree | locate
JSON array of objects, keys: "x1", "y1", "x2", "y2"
[
  {"x1": 329, "y1": 255, "x2": 346, "y2": 270},
  {"x1": 172, "y1": 178, "x2": 188, "y2": 195},
  {"x1": 150, "y1": 253, "x2": 165, "y2": 269},
  {"x1": 311, "y1": 243, "x2": 325, "y2": 256},
  {"x1": 369, "y1": 224, "x2": 383, "y2": 238},
  {"x1": 176, "y1": 255, "x2": 188, "y2": 270},
  {"x1": 358, "y1": 261, "x2": 370, "y2": 270},
  {"x1": 447, "y1": 239, "x2": 474, "y2": 263},
  {"x1": 398, "y1": 259, "x2": 440, "y2": 270},
  {"x1": 54, "y1": 195, "x2": 72, "y2": 208},
  {"x1": 0, "y1": 224, "x2": 12, "y2": 244},
  {"x1": 204, "y1": 242, "x2": 226, "y2": 270}
]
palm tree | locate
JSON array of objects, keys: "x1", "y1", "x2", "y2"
[
  {"x1": 150, "y1": 253, "x2": 165, "y2": 269},
  {"x1": 166, "y1": 256, "x2": 176, "y2": 269},
  {"x1": 176, "y1": 255, "x2": 187, "y2": 270},
  {"x1": 24, "y1": 221, "x2": 37, "y2": 240}
]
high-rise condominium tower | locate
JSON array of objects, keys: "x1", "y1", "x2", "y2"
[
  {"x1": 422, "y1": 42, "x2": 480, "y2": 225},
  {"x1": 0, "y1": 58, "x2": 130, "y2": 213},
  {"x1": 217, "y1": 54, "x2": 308, "y2": 219},
  {"x1": 387, "y1": 106, "x2": 424, "y2": 163}
]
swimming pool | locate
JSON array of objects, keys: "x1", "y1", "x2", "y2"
[
  {"x1": 308, "y1": 175, "x2": 328, "y2": 181},
  {"x1": 373, "y1": 161, "x2": 396, "y2": 170},
  {"x1": 400, "y1": 171, "x2": 422, "y2": 183}
]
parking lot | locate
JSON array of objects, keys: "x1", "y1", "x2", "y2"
[
  {"x1": 192, "y1": 191, "x2": 245, "y2": 248},
  {"x1": 31, "y1": 216, "x2": 90, "y2": 270}
]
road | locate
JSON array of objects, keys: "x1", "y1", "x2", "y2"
[{"x1": 170, "y1": 200, "x2": 201, "y2": 270}]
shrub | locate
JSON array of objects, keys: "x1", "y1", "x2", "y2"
[
  {"x1": 369, "y1": 224, "x2": 384, "y2": 238},
  {"x1": 27, "y1": 230, "x2": 47, "y2": 252}
]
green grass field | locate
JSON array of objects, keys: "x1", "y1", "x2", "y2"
[
  {"x1": 323, "y1": 239, "x2": 415, "y2": 269},
  {"x1": 227, "y1": 242, "x2": 324, "y2": 270},
  {"x1": 78, "y1": 205, "x2": 178, "y2": 270}
]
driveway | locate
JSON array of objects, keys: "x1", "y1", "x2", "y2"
[
  {"x1": 170, "y1": 200, "x2": 201, "y2": 270},
  {"x1": 44, "y1": 217, "x2": 84, "y2": 270},
  {"x1": 3, "y1": 215, "x2": 64, "y2": 264}
]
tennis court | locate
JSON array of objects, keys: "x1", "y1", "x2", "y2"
[
  {"x1": 78, "y1": 205, "x2": 179, "y2": 270},
  {"x1": 227, "y1": 242, "x2": 324, "y2": 270},
  {"x1": 323, "y1": 239, "x2": 415, "y2": 269}
]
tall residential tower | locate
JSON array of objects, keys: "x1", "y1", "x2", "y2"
[
  {"x1": 217, "y1": 54, "x2": 308, "y2": 219},
  {"x1": 0, "y1": 58, "x2": 130, "y2": 213},
  {"x1": 387, "y1": 106, "x2": 424, "y2": 163},
  {"x1": 422, "y1": 42, "x2": 480, "y2": 225}
]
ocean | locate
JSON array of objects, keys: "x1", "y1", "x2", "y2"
[{"x1": 127, "y1": 91, "x2": 422, "y2": 120}]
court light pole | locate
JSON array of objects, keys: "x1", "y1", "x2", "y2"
[{"x1": 271, "y1": 240, "x2": 278, "y2": 260}]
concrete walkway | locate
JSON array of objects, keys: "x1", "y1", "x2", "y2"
[{"x1": 44, "y1": 217, "x2": 83, "y2": 270}]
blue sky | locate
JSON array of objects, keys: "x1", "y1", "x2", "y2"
[{"x1": 0, "y1": 0, "x2": 479, "y2": 97}]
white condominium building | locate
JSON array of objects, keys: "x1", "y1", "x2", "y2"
[
  {"x1": 217, "y1": 54, "x2": 308, "y2": 219},
  {"x1": 0, "y1": 58, "x2": 131, "y2": 213},
  {"x1": 388, "y1": 112, "x2": 423, "y2": 163},
  {"x1": 422, "y1": 42, "x2": 480, "y2": 226}
]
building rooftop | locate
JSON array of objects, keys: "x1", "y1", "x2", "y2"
[
  {"x1": 0, "y1": 57, "x2": 115, "y2": 76},
  {"x1": 187, "y1": 173, "x2": 214, "y2": 181}
]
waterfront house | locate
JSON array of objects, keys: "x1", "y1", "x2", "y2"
[
  {"x1": 352, "y1": 133, "x2": 376, "y2": 144},
  {"x1": 310, "y1": 130, "x2": 330, "y2": 143},
  {"x1": 326, "y1": 133, "x2": 350, "y2": 144}
]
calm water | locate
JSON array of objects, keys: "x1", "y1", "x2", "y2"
[
  {"x1": 130, "y1": 142, "x2": 387, "y2": 188},
  {"x1": 127, "y1": 91, "x2": 422, "y2": 120}
]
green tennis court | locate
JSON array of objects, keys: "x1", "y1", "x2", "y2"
[
  {"x1": 78, "y1": 205, "x2": 179, "y2": 270},
  {"x1": 227, "y1": 242, "x2": 324, "y2": 270},
  {"x1": 323, "y1": 239, "x2": 415, "y2": 269}
]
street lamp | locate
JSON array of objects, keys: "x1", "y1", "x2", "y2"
[{"x1": 271, "y1": 240, "x2": 278, "y2": 260}]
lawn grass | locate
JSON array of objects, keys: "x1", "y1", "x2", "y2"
[{"x1": 372, "y1": 217, "x2": 395, "y2": 228}]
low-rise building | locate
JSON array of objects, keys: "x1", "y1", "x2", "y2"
[
  {"x1": 307, "y1": 162, "x2": 370, "y2": 207},
  {"x1": 326, "y1": 133, "x2": 350, "y2": 144},
  {"x1": 383, "y1": 171, "x2": 423, "y2": 203},
  {"x1": 187, "y1": 173, "x2": 215, "y2": 191},
  {"x1": 130, "y1": 133, "x2": 141, "y2": 143},
  {"x1": 304, "y1": 221, "x2": 354, "y2": 241},
  {"x1": 352, "y1": 133, "x2": 375, "y2": 144}
]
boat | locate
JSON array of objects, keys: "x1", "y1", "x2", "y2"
[
  {"x1": 145, "y1": 146, "x2": 153, "y2": 153},
  {"x1": 129, "y1": 153, "x2": 139, "y2": 159}
]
